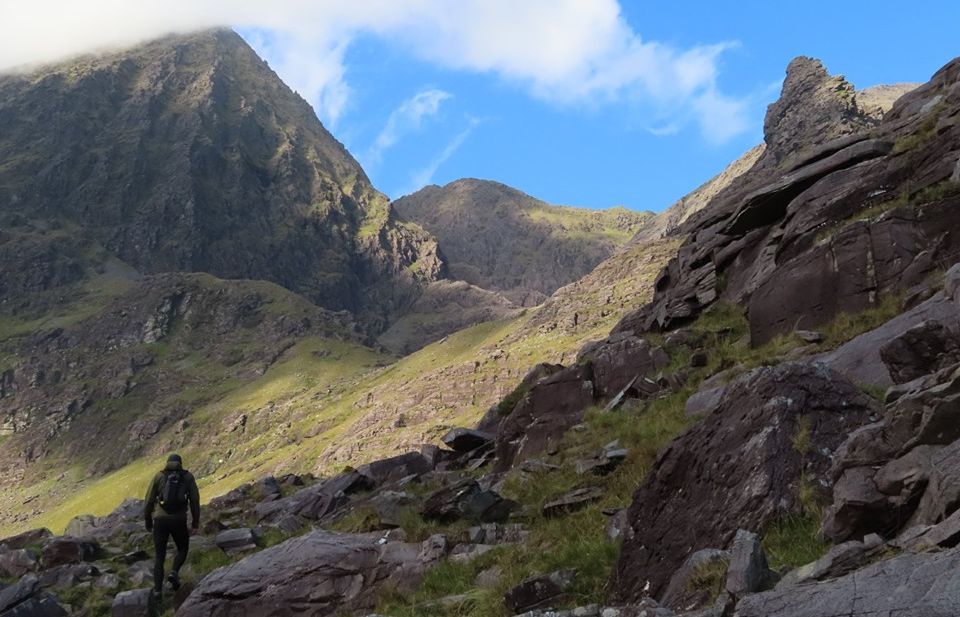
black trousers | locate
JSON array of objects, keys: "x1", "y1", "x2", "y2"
[{"x1": 153, "y1": 516, "x2": 189, "y2": 591}]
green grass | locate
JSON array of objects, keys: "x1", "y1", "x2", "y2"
[{"x1": 763, "y1": 513, "x2": 830, "y2": 571}]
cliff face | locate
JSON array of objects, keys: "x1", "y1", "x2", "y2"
[
  {"x1": 394, "y1": 179, "x2": 651, "y2": 306},
  {"x1": 0, "y1": 29, "x2": 444, "y2": 334}
]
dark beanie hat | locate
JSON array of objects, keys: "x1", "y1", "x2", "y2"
[{"x1": 167, "y1": 453, "x2": 183, "y2": 463}]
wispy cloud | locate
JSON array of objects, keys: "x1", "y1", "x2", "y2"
[
  {"x1": 363, "y1": 89, "x2": 452, "y2": 169},
  {"x1": 0, "y1": 0, "x2": 752, "y2": 141},
  {"x1": 404, "y1": 117, "x2": 481, "y2": 196}
]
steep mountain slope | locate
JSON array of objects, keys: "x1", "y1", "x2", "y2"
[
  {"x1": 394, "y1": 179, "x2": 651, "y2": 306},
  {"x1": 0, "y1": 29, "x2": 443, "y2": 335}
]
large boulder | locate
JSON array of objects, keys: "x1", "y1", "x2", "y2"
[
  {"x1": 610, "y1": 363, "x2": 878, "y2": 602},
  {"x1": 504, "y1": 570, "x2": 577, "y2": 614},
  {"x1": 815, "y1": 292, "x2": 960, "y2": 387},
  {"x1": 493, "y1": 364, "x2": 595, "y2": 471},
  {"x1": 356, "y1": 452, "x2": 433, "y2": 485},
  {"x1": 0, "y1": 550, "x2": 38, "y2": 579},
  {"x1": 823, "y1": 363, "x2": 960, "y2": 542},
  {"x1": 40, "y1": 538, "x2": 99, "y2": 568},
  {"x1": 584, "y1": 334, "x2": 668, "y2": 400},
  {"x1": 176, "y1": 530, "x2": 418, "y2": 617},
  {"x1": 421, "y1": 480, "x2": 515, "y2": 523},
  {"x1": 735, "y1": 548, "x2": 960, "y2": 617},
  {"x1": 0, "y1": 575, "x2": 67, "y2": 617},
  {"x1": 879, "y1": 320, "x2": 960, "y2": 384}
]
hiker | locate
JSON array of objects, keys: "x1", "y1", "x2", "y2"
[{"x1": 143, "y1": 453, "x2": 200, "y2": 595}]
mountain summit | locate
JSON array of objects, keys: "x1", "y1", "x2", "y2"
[{"x1": 0, "y1": 29, "x2": 443, "y2": 334}]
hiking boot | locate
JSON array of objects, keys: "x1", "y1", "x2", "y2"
[{"x1": 167, "y1": 571, "x2": 181, "y2": 591}]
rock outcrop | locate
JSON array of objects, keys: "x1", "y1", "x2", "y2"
[
  {"x1": 735, "y1": 548, "x2": 960, "y2": 617},
  {"x1": 614, "y1": 56, "x2": 952, "y2": 347},
  {"x1": 611, "y1": 363, "x2": 878, "y2": 601}
]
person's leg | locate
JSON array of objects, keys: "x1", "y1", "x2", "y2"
[
  {"x1": 152, "y1": 519, "x2": 171, "y2": 592},
  {"x1": 170, "y1": 519, "x2": 190, "y2": 584}
]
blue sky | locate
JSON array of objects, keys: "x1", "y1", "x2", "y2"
[
  {"x1": 4, "y1": 1, "x2": 958, "y2": 212},
  {"x1": 237, "y1": 1, "x2": 959, "y2": 211}
]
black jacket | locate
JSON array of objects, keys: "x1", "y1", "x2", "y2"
[{"x1": 143, "y1": 463, "x2": 200, "y2": 529}]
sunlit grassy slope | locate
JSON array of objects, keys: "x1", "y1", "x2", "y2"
[{"x1": 3, "y1": 236, "x2": 681, "y2": 536}]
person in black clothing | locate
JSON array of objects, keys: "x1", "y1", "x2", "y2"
[{"x1": 143, "y1": 453, "x2": 200, "y2": 595}]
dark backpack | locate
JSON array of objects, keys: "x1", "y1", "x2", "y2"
[{"x1": 158, "y1": 470, "x2": 188, "y2": 512}]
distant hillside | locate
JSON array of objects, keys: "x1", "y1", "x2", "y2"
[{"x1": 394, "y1": 179, "x2": 651, "y2": 306}]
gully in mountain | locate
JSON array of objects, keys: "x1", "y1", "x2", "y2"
[{"x1": 143, "y1": 453, "x2": 201, "y2": 598}]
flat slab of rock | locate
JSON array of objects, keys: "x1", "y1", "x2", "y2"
[
  {"x1": 214, "y1": 528, "x2": 258, "y2": 553},
  {"x1": 441, "y1": 428, "x2": 494, "y2": 452},
  {"x1": 177, "y1": 530, "x2": 411, "y2": 617},
  {"x1": 778, "y1": 534, "x2": 884, "y2": 587},
  {"x1": 736, "y1": 547, "x2": 960, "y2": 617},
  {"x1": 542, "y1": 487, "x2": 604, "y2": 518}
]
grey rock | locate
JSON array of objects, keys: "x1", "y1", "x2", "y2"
[
  {"x1": 37, "y1": 563, "x2": 98, "y2": 589},
  {"x1": 777, "y1": 535, "x2": 885, "y2": 586},
  {"x1": 417, "y1": 535, "x2": 448, "y2": 563},
  {"x1": 505, "y1": 569, "x2": 578, "y2": 614},
  {"x1": 214, "y1": 528, "x2": 258, "y2": 554},
  {"x1": 735, "y1": 547, "x2": 960, "y2": 617},
  {"x1": 604, "y1": 510, "x2": 632, "y2": 542},
  {"x1": 111, "y1": 588, "x2": 156, "y2": 617},
  {"x1": 476, "y1": 566, "x2": 502, "y2": 589},
  {"x1": 725, "y1": 530, "x2": 774, "y2": 597},
  {"x1": 0, "y1": 549, "x2": 38, "y2": 578},
  {"x1": 894, "y1": 507, "x2": 960, "y2": 551},
  {"x1": 795, "y1": 330, "x2": 824, "y2": 343},
  {"x1": 95, "y1": 573, "x2": 121, "y2": 590},
  {"x1": 0, "y1": 575, "x2": 67, "y2": 617},
  {"x1": 543, "y1": 487, "x2": 604, "y2": 518},
  {"x1": 684, "y1": 383, "x2": 725, "y2": 419},
  {"x1": 879, "y1": 320, "x2": 960, "y2": 383},
  {"x1": 449, "y1": 544, "x2": 495, "y2": 563}
]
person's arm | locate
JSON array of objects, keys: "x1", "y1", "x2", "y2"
[
  {"x1": 188, "y1": 473, "x2": 201, "y2": 530},
  {"x1": 143, "y1": 473, "x2": 158, "y2": 531}
]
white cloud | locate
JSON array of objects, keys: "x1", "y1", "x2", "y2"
[
  {"x1": 0, "y1": 0, "x2": 750, "y2": 140},
  {"x1": 364, "y1": 89, "x2": 452, "y2": 168},
  {"x1": 405, "y1": 117, "x2": 481, "y2": 195}
]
